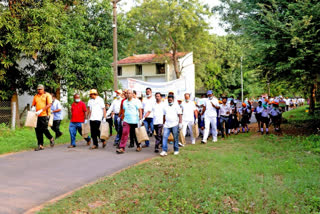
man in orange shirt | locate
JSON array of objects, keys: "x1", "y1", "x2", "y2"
[{"x1": 31, "y1": 84, "x2": 55, "y2": 151}]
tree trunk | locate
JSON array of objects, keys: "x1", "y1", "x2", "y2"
[
  {"x1": 172, "y1": 51, "x2": 180, "y2": 79},
  {"x1": 55, "y1": 87, "x2": 61, "y2": 100},
  {"x1": 308, "y1": 82, "x2": 316, "y2": 114},
  {"x1": 11, "y1": 91, "x2": 20, "y2": 128}
]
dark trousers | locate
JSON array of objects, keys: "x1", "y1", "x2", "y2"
[
  {"x1": 90, "y1": 120, "x2": 105, "y2": 147},
  {"x1": 129, "y1": 123, "x2": 138, "y2": 147},
  {"x1": 154, "y1": 124, "x2": 163, "y2": 149},
  {"x1": 220, "y1": 116, "x2": 229, "y2": 137},
  {"x1": 51, "y1": 120, "x2": 62, "y2": 137},
  {"x1": 261, "y1": 117, "x2": 270, "y2": 128},
  {"x1": 35, "y1": 116, "x2": 53, "y2": 146},
  {"x1": 106, "y1": 118, "x2": 113, "y2": 136}
]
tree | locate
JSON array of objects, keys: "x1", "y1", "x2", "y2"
[{"x1": 127, "y1": 0, "x2": 211, "y2": 78}]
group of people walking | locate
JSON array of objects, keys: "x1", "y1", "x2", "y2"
[{"x1": 31, "y1": 84, "x2": 292, "y2": 156}]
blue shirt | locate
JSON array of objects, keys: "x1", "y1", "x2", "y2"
[
  {"x1": 123, "y1": 99, "x2": 140, "y2": 124},
  {"x1": 51, "y1": 99, "x2": 63, "y2": 120}
]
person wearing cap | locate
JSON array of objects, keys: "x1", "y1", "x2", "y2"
[
  {"x1": 50, "y1": 93, "x2": 63, "y2": 139},
  {"x1": 141, "y1": 87, "x2": 156, "y2": 148},
  {"x1": 219, "y1": 97, "x2": 231, "y2": 138},
  {"x1": 260, "y1": 103, "x2": 270, "y2": 134},
  {"x1": 269, "y1": 102, "x2": 282, "y2": 131},
  {"x1": 116, "y1": 89, "x2": 143, "y2": 154},
  {"x1": 201, "y1": 90, "x2": 220, "y2": 144},
  {"x1": 68, "y1": 93, "x2": 91, "y2": 148},
  {"x1": 160, "y1": 94, "x2": 182, "y2": 156},
  {"x1": 31, "y1": 84, "x2": 55, "y2": 151},
  {"x1": 239, "y1": 103, "x2": 250, "y2": 133},
  {"x1": 87, "y1": 89, "x2": 107, "y2": 149},
  {"x1": 107, "y1": 89, "x2": 123, "y2": 146},
  {"x1": 181, "y1": 92, "x2": 198, "y2": 145}
]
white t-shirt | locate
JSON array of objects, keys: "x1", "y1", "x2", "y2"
[
  {"x1": 181, "y1": 101, "x2": 196, "y2": 122},
  {"x1": 204, "y1": 97, "x2": 219, "y2": 117},
  {"x1": 106, "y1": 98, "x2": 122, "y2": 115},
  {"x1": 142, "y1": 97, "x2": 155, "y2": 118},
  {"x1": 152, "y1": 101, "x2": 165, "y2": 125},
  {"x1": 88, "y1": 96, "x2": 105, "y2": 121},
  {"x1": 163, "y1": 103, "x2": 182, "y2": 128},
  {"x1": 219, "y1": 103, "x2": 231, "y2": 117}
]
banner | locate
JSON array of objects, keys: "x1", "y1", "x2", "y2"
[{"x1": 127, "y1": 78, "x2": 189, "y2": 99}]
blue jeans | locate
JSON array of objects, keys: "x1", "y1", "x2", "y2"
[
  {"x1": 143, "y1": 118, "x2": 154, "y2": 146},
  {"x1": 114, "y1": 114, "x2": 122, "y2": 144},
  {"x1": 69, "y1": 122, "x2": 90, "y2": 146},
  {"x1": 162, "y1": 126, "x2": 179, "y2": 152}
]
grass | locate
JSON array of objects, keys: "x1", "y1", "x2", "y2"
[
  {"x1": 283, "y1": 105, "x2": 320, "y2": 126},
  {"x1": 39, "y1": 132, "x2": 320, "y2": 214},
  {"x1": 0, "y1": 120, "x2": 82, "y2": 154}
]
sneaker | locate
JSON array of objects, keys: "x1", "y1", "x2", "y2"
[
  {"x1": 50, "y1": 138, "x2": 55, "y2": 147},
  {"x1": 68, "y1": 145, "x2": 76, "y2": 148},
  {"x1": 266, "y1": 132, "x2": 269, "y2": 135},
  {"x1": 160, "y1": 151, "x2": 167, "y2": 157},
  {"x1": 201, "y1": 141, "x2": 206, "y2": 144},
  {"x1": 174, "y1": 151, "x2": 179, "y2": 155},
  {"x1": 116, "y1": 148, "x2": 125, "y2": 154},
  {"x1": 191, "y1": 140, "x2": 196, "y2": 145},
  {"x1": 261, "y1": 131, "x2": 264, "y2": 135},
  {"x1": 178, "y1": 142, "x2": 184, "y2": 147},
  {"x1": 213, "y1": 137, "x2": 218, "y2": 142},
  {"x1": 154, "y1": 149, "x2": 159, "y2": 153},
  {"x1": 34, "y1": 146, "x2": 44, "y2": 151}
]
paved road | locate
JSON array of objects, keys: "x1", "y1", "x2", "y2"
[{"x1": 0, "y1": 136, "x2": 159, "y2": 214}]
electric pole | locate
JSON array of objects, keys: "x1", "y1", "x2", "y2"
[
  {"x1": 241, "y1": 56, "x2": 243, "y2": 102},
  {"x1": 112, "y1": 0, "x2": 120, "y2": 90}
]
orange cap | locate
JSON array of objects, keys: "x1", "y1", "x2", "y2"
[{"x1": 242, "y1": 103, "x2": 247, "y2": 107}]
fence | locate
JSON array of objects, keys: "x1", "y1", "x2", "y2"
[{"x1": 0, "y1": 101, "x2": 11, "y2": 125}]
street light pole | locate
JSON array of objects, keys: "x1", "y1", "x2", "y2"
[
  {"x1": 112, "y1": 0, "x2": 120, "y2": 90},
  {"x1": 241, "y1": 56, "x2": 243, "y2": 103}
]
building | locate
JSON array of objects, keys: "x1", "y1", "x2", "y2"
[{"x1": 116, "y1": 52, "x2": 195, "y2": 97}]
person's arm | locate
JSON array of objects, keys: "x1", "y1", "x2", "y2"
[
  {"x1": 52, "y1": 101, "x2": 62, "y2": 113},
  {"x1": 43, "y1": 93, "x2": 52, "y2": 112},
  {"x1": 139, "y1": 108, "x2": 142, "y2": 120},
  {"x1": 211, "y1": 100, "x2": 220, "y2": 109},
  {"x1": 178, "y1": 114, "x2": 182, "y2": 124},
  {"x1": 201, "y1": 106, "x2": 206, "y2": 115},
  {"x1": 106, "y1": 102, "x2": 114, "y2": 116}
]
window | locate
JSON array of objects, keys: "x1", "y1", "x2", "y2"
[
  {"x1": 135, "y1": 64, "x2": 142, "y2": 75},
  {"x1": 156, "y1": 63, "x2": 165, "y2": 74},
  {"x1": 117, "y1": 66, "x2": 122, "y2": 76}
]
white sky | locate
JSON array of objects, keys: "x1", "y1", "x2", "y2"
[{"x1": 118, "y1": 0, "x2": 227, "y2": 36}]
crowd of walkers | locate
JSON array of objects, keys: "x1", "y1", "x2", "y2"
[{"x1": 31, "y1": 84, "x2": 301, "y2": 156}]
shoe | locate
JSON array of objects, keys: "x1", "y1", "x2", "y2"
[
  {"x1": 34, "y1": 146, "x2": 44, "y2": 151},
  {"x1": 136, "y1": 146, "x2": 142, "y2": 152},
  {"x1": 160, "y1": 151, "x2": 167, "y2": 157},
  {"x1": 50, "y1": 139, "x2": 55, "y2": 147},
  {"x1": 102, "y1": 141, "x2": 107, "y2": 148},
  {"x1": 142, "y1": 145, "x2": 149, "y2": 148},
  {"x1": 178, "y1": 142, "x2": 184, "y2": 147},
  {"x1": 56, "y1": 132, "x2": 63, "y2": 139},
  {"x1": 68, "y1": 145, "x2": 76, "y2": 148},
  {"x1": 89, "y1": 145, "x2": 98, "y2": 150},
  {"x1": 174, "y1": 151, "x2": 179, "y2": 155},
  {"x1": 247, "y1": 129, "x2": 250, "y2": 133},
  {"x1": 191, "y1": 140, "x2": 196, "y2": 145},
  {"x1": 213, "y1": 137, "x2": 218, "y2": 142},
  {"x1": 87, "y1": 139, "x2": 91, "y2": 146},
  {"x1": 154, "y1": 149, "x2": 159, "y2": 153},
  {"x1": 128, "y1": 143, "x2": 134, "y2": 148},
  {"x1": 201, "y1": 141, "x2": 206, "y2": 144},
  {"x1": 116, "y1": 148, "x2": 125, "y2": 154},
  {"x1": 261, "y1": 132, "x2": 264, "y2": 135}
]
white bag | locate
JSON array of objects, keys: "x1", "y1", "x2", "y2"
[
  {"x1": 82, "y1": 123, "x2": 90, "y2": 138},
  {"x1": 135, "y1": 126, "x2": 149, "y2": 143},
  {"x1": 100, "y1": 122, "x2": 110, "y2": 140},
  {"x1": 25, "y1": 111, "x2": 38, "y2": 128},
  {"x1": 48, "y1": 114, "x2": 54, "y2": 127}
]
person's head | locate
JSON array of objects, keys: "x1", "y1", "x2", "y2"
[
  {"x1": 105, "y1": 103, "x2": 110, "y2": 109},
  {"x1": 89, "y1": 89, "x2": 98, "y2": 99},
  {"x1": 133, "y1": 90, "x2": 137, "y2": 98},
  {"x1": 184, "y1": 92, "x2": 190, "y2": 101},
  {"x1": 74, "y1": 93, "x2": 81, "y2": 103},
  {"x1": 155, "y1": 92, "x2": 162, "y2": 102},
  {"x1": 207, "y1": 90, "x2": 213, "y2": 99},
  {"x1": 258, "y1": 101, "x2": 262, "y2": 106},
  {"x1": 222, "y1": 97, "x2": 227, "y2": 104},
  {"x1": 178, "y1": 100, "x2": 182, "y2": 105},
  {"x1": 168, "y1": 91, "x2": 174, "y2": 96},
  {"x1": 230, "y1": 100, "x2": 235, "y2": 106},
  {"x1": 127, "y1": 89, "x2": 133, "y2": 100},
  {"x1": 242, "y1": 103, "x2": 247, "y2": 108},
  {"x1": 51, "y1": 93, "x2": 56, "y2": 101},
  {"x1": 37, "y1": 84, "x2": 45, "y2": 95},
  {"x1": 115, "y1": 89, "x2": 122, "y2": 99},
  {"x1": 168, "y1": 95, "x2": 174, "y2": 105},
  {"x1": 123, "y1": 90, "x2": 128, "y2": 98},
  {"x1": 146, "y1": 88, "x2": 152, "y2": 97}
]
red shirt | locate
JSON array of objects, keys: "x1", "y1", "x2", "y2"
[
  {"x1": 71, "y1": 101, "x2": 87, "y2": 123},
  {"x1": 119, "y1": 98, "x2": 127, "y2": 120}
]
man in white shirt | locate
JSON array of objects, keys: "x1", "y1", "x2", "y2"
[
  {"x1": 87, "y1": 89, "x2": 106, "y2": 149},
  {"x1": 219, "y1": 97, "x2": 231, "y2": 138},
  {"x1": 160, "y1": 95, "x2": 182, "y2": 157},
  {"x1": 147, "y1": 92, "x2": 165, "y2": 153},
  {"x1": 142, "y1": 87, "x2": 156, "y2": 148},
  {"x1": 107, "y1": 89, "x2": 123, "y2": 146},
  {"x1": 181, "y1": 92, "x2": 198, "y2": 145},
  {"x1": 201, "y1": 90, "x2": 220, "y2": 143},
  {"x1": 51, "y1": 93, "x2": 63, "y2": 139}
]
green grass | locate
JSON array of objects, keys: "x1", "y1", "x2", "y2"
[
  {"x1": 0, "y1": 120, "x2": 82, "y2": 154},
  {"x1": 39, "y1": 133, "x2": 320, "y2": 214},
  {"x1": 283, "y1": 105, "x2": 320, "y2": 125}
]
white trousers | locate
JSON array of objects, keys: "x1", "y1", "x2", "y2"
[
  {"x1": 202, "y1": 116, "x2": 217, "y2": 142},
  {"x1": 182, "y1": 121, "x2": 194, "y2": 142}
]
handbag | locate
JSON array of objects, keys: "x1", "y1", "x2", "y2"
[{"x1": 25, "y1": 111, "x2": 38, "y2": 128}]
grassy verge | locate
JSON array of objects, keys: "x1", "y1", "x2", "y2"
[
  {"x1": 39, "y1": 132, "x2": 320, "y2": 214},
  {"x1": 283, "y1": 105, "x2": 320, "y2": 126},
  {"x1": 0, "y1": 120, "x2": 81, "y2": 154}
]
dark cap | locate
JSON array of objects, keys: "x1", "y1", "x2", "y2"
[{"x1": 168, "y1": 95, "x2": 174, "y2": 99}]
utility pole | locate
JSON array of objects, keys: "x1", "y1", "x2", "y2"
[
  {"x1": 112, "y1": 0, "x2": 120, "y2": 90},
  {"x1": 241, "y1": 56, "x2": 243, "y2": 102}
]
